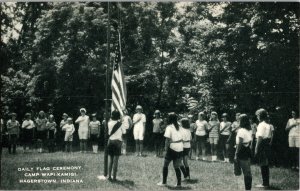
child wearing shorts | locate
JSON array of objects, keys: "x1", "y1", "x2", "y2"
[
  {"x1": 62, "y1": 118, "x2": 75, "y2": 152},
  {"x1": 21, "y1": 113, "x2": 35, "y2": 152},
  {"x1": 35, "y1": 111, "x2": 48, "y2": 153},
  {"x1": 46, "y1": 115, "x2": 57, "y2": 153},
  {"x1": 75, "y1": 108, "x2": 90, "y2": 153},
  {"x1": 133, "y1": 105, "x2": 146, "y2": 156},
  {"x1": 208, "y1": 111, "x2": 220, "y2": 162},
  {"x1": 219, "y1": 113, "x2": 232, "y2": 162},
  {"x1": 89, "y1": 113, "x2": 101, "y2": 153}
]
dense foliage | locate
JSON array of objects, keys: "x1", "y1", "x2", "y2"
[{"x1": 1, "y1": 2, "x2": 299, "y2": 122}]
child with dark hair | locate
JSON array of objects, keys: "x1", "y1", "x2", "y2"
[
  {"x1": 46, "y1": 115, "x2": 57, "y2": 153},
  {"x1": 180, "y1": 118, "x2": 192, "y2": 181},
  {"x1": 7, "y1": 113, "x2": 20, "y2": 154},
  {"x1": 153, "y1": 110, "x2": 163, "y2": 157},
  {"x1": 157, "y1": 113, "x2": 183, "y2": 188},
  {"x1": 107, "y1": 110, "x2": 125, "y2": 181},
  {"x1": 234, "y1": 114, "x2": 252, "y2": 190},
  {"x1": 195, "y1": 112, "x2": 209, "y2": 161},
  {"x1": 21, "y1": 113, "x2": 35, "y2": 152},
  {"x1": 219, "y1": 113, "x2": 232, "y2": 162}
]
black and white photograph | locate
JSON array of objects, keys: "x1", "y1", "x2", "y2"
[{"x1": 0, "y1": 1, "x2": 299, "y2": 190}]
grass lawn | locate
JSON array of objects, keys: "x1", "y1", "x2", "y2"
[{"x1": 0, "y1": 148, "x2": 299, "y2": 190}]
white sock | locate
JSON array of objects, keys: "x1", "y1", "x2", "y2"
[{"x1": 94, "y1": 145, "x2": 98, "y2": 153}]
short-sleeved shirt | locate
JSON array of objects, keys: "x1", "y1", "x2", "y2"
[
  {"x1": 76, "y1": 115, "x2": 90, "y2": 131},
  {"x1": 220, "y1": 121, "x2": 232, "y2": 136},
  {"x1": 164, "y1": 124, "x2": 183, "y2": 152},
  {"x1": 122, "y1": 115, "x2": 132, "y2": 130},
  {"x1": 256, "y1": 121, "x2": 271, "y2": 139},
  {"x1": 287, "y1": 118, "x2": 300, "y2": 137},
  {"x1": 89, "y1": 120, "x2": 100, "y2": 135},
  {"x1": 133, "y1": 113, "x2": 146, "y2": 128},
  {"x1": 153, "y1": 118, "x2": 163, "y2": 133},
  {"x1": 181, "y1": 128, "x2": 192, "y2": 148},
  {"x1": 208, "y1": 120, "x2": 220, "y2": 138},
  {"x1": 7, "y1": 120, "x2": 20, "y2": 135},
  {"x1": 108, "y1": 120, "x2": 125, "y2": 141},
  {"x1": 62, "y1": 124, "x2": 75, "y2": 133},
  {"x1": 46, "y1": 121, "x2": 57, "y2": 130},
  {"x1": 22, "y1": 120, "x2": 35, "y2": 129},
  {"x1": 36, "y1": 118, "x2": 48, "y2": 131},
  {"x1": 236, "y1": 128, "x2": 252, "y2": 147},
  {"x1": 195, "y1": 120, "x2": 208, "y2": 136},
  {"x1": 232, "y1": 121, "x2": 240, "y2": 131}
]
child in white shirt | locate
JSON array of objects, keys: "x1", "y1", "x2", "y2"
[{"x1": 62, "y1": 118, "x2": 75, "y2": 152}]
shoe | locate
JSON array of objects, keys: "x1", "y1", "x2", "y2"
[
  {"x1": 202, "y1": 157, "x2": 206, "y2": 161},
  {"x1": 135, "y1": 153, "x2": 139, "y2": 157},
  {"x1": 195, "y1": 157, "x2": 199, "y2": 161},
  {"x1": 157, "y1": 182, "x2": 166, "y2": 187},
  {"x1": 174, "y1": 184, "x2": 182, "y2": 188},
  {"x1": 255, "y1": 184, "x2": 267, "y2": 188}
]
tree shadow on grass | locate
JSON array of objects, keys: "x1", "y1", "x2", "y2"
[
  {"x1": 166, "y1": 185, "x2": 192, "y2": 190},
  {"x1": 184, "y1": 179, "x2": 198, "y2": 184},
  {"x1": 111, "y1": 179, "x2": 135, "y2": 189}
]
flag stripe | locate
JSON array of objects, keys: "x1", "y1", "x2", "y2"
[
  {"x1": 112, "y1": 83, "x2": 124, "y2": 109},
  {"x1": 112, "y1": 74, "x2": 125, "y2": 106}
]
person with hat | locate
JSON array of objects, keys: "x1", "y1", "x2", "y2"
[
  {"x1": 219, "y1": 113, "x2": 232, "y2": 162},
  {"x1": 21, "y1": 113, "x2": 35, "y2": 152},
  {"x1": 255, "y1": 108, "x2": 271, "y2": 188},
  {"x1": 285, "y1": 110, "x2": 300, "y2": 170},
  {"x1": 89, "y1": 113, "x2": 101, "y2": 154},
  {"x1": 62, "y1": 117, "x2": 75, "y2": 152},
  {"x1": 157, "y1": 113, "x2": 183, "y2": 187},
  {"x1": 6, "y1": 113, "x2": 20, "y2": 154},
  {"x1": 75, "y1": 108, "x2": 90, "y2": 153},
  {"x1": 133, "y1": 105, "x2": 146, "y2": 156},
  {"x1": 208, "y1": 111, "x2": 220, "y2": 162},
  {"x1": 121, "y1": 108, "x2": 133, "y2": 155},
  {"x1": 35, "y1": 110, "x2": 48, "y2": 153},
  {"x1": 153, "y1": 110, "x2": 163, "y2": 157},
  {"x1": 46, "y1": 115, "x2": 57, "y2": 153},
  {"x1": 195, "y1": 112, "x2": 209, "y2": 161}
]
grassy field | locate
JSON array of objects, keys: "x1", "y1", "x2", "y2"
[{"x1": 0, "y1": 148, "x2": 299, "y2": 190}]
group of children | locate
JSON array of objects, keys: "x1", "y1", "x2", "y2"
[{"x1": 1, "y1": 108, "x2": 101, "y2": 154}]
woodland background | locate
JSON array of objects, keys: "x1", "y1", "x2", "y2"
[{"x1": 1, "y1": 2, "x2": 299, "y2": 124}]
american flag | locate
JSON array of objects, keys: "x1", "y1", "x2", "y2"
[{"x1": 111, "y1": 31, "x2": 127, "y2": 116}]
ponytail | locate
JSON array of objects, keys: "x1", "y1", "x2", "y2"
[{"x1": 167, "y1": 113, "x2": 179, "y2": 131}]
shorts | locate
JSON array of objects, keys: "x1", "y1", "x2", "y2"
[
  {"x1": 64, "y1": 132, "x2": 73, "y2": 142},
  {"x1": 209, "y1": 137, "x2": 219, "y2": 145},
  {"x1": 165, "y1": 147, "x2": 183, "y2": 161},
  {"x1": 8, "y1": 134, "x2": 18, "y2": 145},
  {"x1": 134, "y1": 125, "x2": 145, "y2": 140},
  {"x1": 78, "y1": 129, "x2": 88, "y2": 140},
  {"x1": 219, "y1": 135, "x2": 229, "y2": 147},
  {"x1": 195, "y1": 135, "x2": 207, "y2": 143},
  {"x1": 90, "y1": 134, "x2": 98, "y2": 144},
  {"x1": 183, "y1": 148, "x2": 190, "y2": 156},
  {"x1": 22, "y1": 129, "x2": 33, "y2": 144},
  {"x1": 36, "y1": 130, "x2": 47, "y2": 140},
  {"x1": 107, "y1": 139, "x2": 122, "y2": 156},
  {"x1": 289, "y1": 136, "x2": 300, "y2": 148},
  {"x1": 256, "y1": 140, "x2": 270, "y2": 166}
]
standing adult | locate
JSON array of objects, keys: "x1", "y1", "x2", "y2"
[
  {"x1": 208, "y1": 111, "x2": 220, "y2": 162},
  {"x1": 180, "y1": 118, "x2": 192, "y2": 181},
  {"x1": 219, "y1": 113, "x2": 232, "y2": 162},
  {"x1": 285, "y1": 110, "x2": 300, "y2": 170},
  {"x1": 195, "y1": 112, "x2": 209, "y2": 161},
  {"x1": 107, "y1": 110, "x2": 126, "y2": 181},
  {"x1": 153, "y1": 110, "x2": 163, "y2": 157},
  {"x1": 21, "y1": 113, "x2": 35, "y2": 152},
  {"x1": 7, "y1": 113, "x2": 20, "y2": 154},
  {"x1": 255, "y1": 108, "x2": 271, "y2": 188},
  {"x1": 234, "y1": 114, "x2": 252, "y2": 190},
  {"x1": 157, "y1": 113, "x2": 183, "y2": 187},
  {"x1": 121, "y1": 109, "x2": 132, "y2": 155},
  {"x1": 35, "y1": 111, "x2": 48, "y2": 153},
  {"x1": 228, "y1": 113, "x2": 241, "y2": 163},
  {"x1": 75, "y1": 108, "x2": 90, "y2": 153},
  {"x1": 133, "y1": 105, "x2": 146, "y2": 156}
]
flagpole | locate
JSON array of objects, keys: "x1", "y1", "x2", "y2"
[{"x1": 103, "y1": 1, "x2": 111, "y2": 177}]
